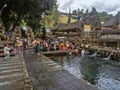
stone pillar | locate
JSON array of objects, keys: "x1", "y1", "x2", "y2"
[
  {"x1": 117, "y1": 42, "x2": 120, "y2": 49},
  {"x1": 103, "y1": 42, "x2": 106, "y2": 47},
  {"x1": 11, "y1": 31, "x2": 15, "y2": 41}
]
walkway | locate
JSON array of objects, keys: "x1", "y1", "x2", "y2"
[
  {"x1": 42, "y1": 50, "x2": 67, "y2": 56},
  {"x1": 23, "y1": 50, "x2": 98, "y2": 90}
]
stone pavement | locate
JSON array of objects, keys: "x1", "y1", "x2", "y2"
[
  {"x1": 0, "y1": 54, "x2": 33, "y2": 90},
  {"x1": 23, "y1": 50, "x2": 99, "y2": 90}
]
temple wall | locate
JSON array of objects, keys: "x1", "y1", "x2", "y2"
[{"x1": 118, "y1": 25, "x2": 120, "y2": 30}]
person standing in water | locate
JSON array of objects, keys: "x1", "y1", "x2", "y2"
[{"x1": 60, "y1": 42, "x2": 64, "y2": 51}]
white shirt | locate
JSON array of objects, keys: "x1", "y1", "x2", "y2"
[{"x1": 4, "y1": 46, "x2": 11, "y2": 55}]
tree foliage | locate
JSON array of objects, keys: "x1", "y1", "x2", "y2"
[
  {"x1": 0, "y1": 0, "x2": 57, "y2": 32},
  {"x1": 44, "y1": 4, "x2": 61, "y2": 28},
  {"x1": 98, "y1": 12, "x2": 113, "y2": 22},
  {"x1": 72, "y1": 9, "x2": 113, "y2": 22}
]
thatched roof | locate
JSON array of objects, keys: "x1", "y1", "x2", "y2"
[
  {"x1": 51, "y1": 21, "x2": 82, "y2": 32},
  {"x1": 62, "y1": 21, "x2": 82, "y2": 31},
  {"x1": 102, "y1": 18, "x2": 116, "y2": 27},
  {"x1": 50, "y1": 23, "x2": 66, "y2": 32},
  {"x1": 100, "y1": 29, "x2": 120, "y2": 34}
]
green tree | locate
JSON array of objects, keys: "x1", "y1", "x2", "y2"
[
  {"x1": 99, "y1": 12, "x2": 113, "y2": 22},
  {"x1": 78, "y1": 9, "x2": 84, "y2": 21},
  {"x1": 0, "y1": 0, "x2": 57, "y2": 32},
  {"x1": 53, "y1": 4, "x2": 59, "y2": 26}
]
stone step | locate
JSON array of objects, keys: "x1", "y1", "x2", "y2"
[
  {"x1": 0, "y1": 79, "x2": 24, "y2": 90},
  {"x1": 0, "y1": 46, "x2": 3, "y2": 48},
  {"x1": 0, "y1": 62, "x2": 23, "y2": 67},
  {"x1": 0, "y1": 60, "x2": 23, "y2": 64},
  {"x1": 0, "y1": 65, "x2": 23, "y2": 71},
  {"x1": 45, "y1": 64, "x2": 63, "y2": 72},
  {"x1": 0, "y1": 68, "x2": 23, "y2": 76},
  {"x1": 0, "y1": 73, "x2": 24, "y2": 83},
  {"x1": 41, "y1": 61, "x2": 57, "y2": 64},
  {"x1": 10, "y1": 56, "x2": 21, "y2": 59},
  {"x1": 46, "y1": 65, "x2": 62, "y2": 69},
  {"x1": 0, "y1": 49, "x2": 4, "y2": 52},
  {"x1": 47, "y1": 67, "x2": 63, "y2": 72},
  {"x1": 40, "y1": 60, "x2": 55, "y2": 64},
  {"x1": 43, "y1": 63, "x2": 58, "y2": 67},
  {"x1": 45, "y1": 62, "x2": 58, "y2": 66},
  {"x1": 0, "y1": 47, "x2": 33, "y2": 90},
  {"x1": 9, "y1": 57, "x2": 23, "y2": 61}
]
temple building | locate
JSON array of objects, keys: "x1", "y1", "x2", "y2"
[
  {"x1": 51, "y1": 7, "x2": 101, "y2": 38},
  {"x1": 101, "y1": 18, "x2": 117, "y2": 30},
  {"x1": 98, "y1": 12, "x2": 120, "y2": 49},
  {"x1": 101, "y1": 12, "x2": 120, "y2": 30},
  {"x1": 50, "y1": 8, "x2": 120, "y2": 49},
  {"x1": 50, "y1": 21, "x2": 83, "y2": 39},
  {"x1": 82, "y1": 7, "x2": 101, "y2": 31}
]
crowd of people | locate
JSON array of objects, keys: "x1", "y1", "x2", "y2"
[
  {"x1": 31, "y1": 37, "x2": 88, "y2": 55},
  {"x1": 3, "y1": 35, "x2": 28, "y2": 60},
  {"x1": 3, "y1": 31, "x2": 89, "y2": 60}
]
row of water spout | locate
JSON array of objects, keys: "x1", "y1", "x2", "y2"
[{"x1": 81, "y1": 49, "x2": 113, "y2": 60}]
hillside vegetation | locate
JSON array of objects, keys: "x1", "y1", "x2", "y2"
[
  {"x1": 59, "y1": 14, "x2": 77, "y2": 23},
  {"x1": 45, "y1": 13, "x2": 77, "y2": 29}
]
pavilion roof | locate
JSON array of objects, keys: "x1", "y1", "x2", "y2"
[
  {"x1": 51, "y1": 21, "x2": 83, "y2": 32},
  {"x1": 100, "y1": 29, "x2": 120, "y2": 34},
  {"x1": 50, "y1": 23, "x2": 66, "y2": 32},
  {"x1": 62, "y1": 21, "x2": 82, "y2": 31},
  {"x1": 102, "y1": 18, "x2": 116, "y2": 27}
]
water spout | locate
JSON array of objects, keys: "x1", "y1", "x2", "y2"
[
  {"x1": 89, "y1": 51, "x2": 98, "y2": 57},
  {"x1": 81, "y1": 49, "x2": 86, "y2": 57},
  {"x1": 102, "y1": 52, "x2": 113, "y2": 60}
]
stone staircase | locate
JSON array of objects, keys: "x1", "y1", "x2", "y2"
[
  {"x1": 38, "y1": 54, "x2": 63, "y2": 72},
  {"x1": 0, "y1": 42, "x2": 33, "y2": 90}
]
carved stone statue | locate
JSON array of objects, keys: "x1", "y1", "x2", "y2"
[
  {"x1": 27, "y1": 28, "x2": 35, "y2": 45},
  {"x1": 82, "y1": 9, "x2": 89, "y2": 24},
  {"x1": 89, "y1": 7, "x2": 101, "y2": 31}
]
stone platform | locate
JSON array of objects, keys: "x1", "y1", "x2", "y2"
[{"x1": 23, "y1": 50, "x2": 98, "y2": 90}]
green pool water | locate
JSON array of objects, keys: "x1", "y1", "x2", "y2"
[{"x1": 50, "y1": 55, "x2": 120, "y2": 90}]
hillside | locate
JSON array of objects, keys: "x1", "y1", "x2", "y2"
[
  {"x1": 59, "y1": 14, "x2": 77, "y2": 23},
  {"x1": 45, "y1": 13, "x2": 77, "y2": 29}
]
